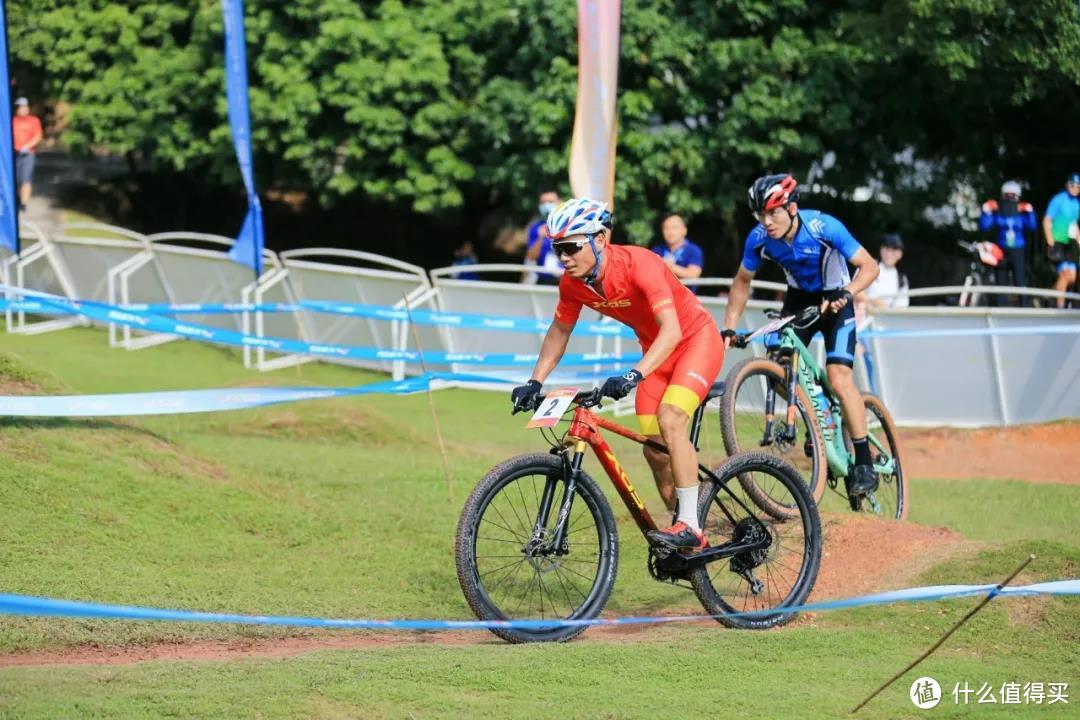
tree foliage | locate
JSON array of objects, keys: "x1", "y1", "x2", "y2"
[{"x1": 8, "y1": 0, "x2": 1080, "y2": 270}]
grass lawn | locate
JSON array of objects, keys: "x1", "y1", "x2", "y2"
[{"x1": 1, "y1": 328, "x2": 1077, "y2": 718}]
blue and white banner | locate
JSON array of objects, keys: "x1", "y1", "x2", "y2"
[
  {"x1": 0, "y1": 579, "x2": 1076, "y2": 631},
  {"x1": 0, "y1": 1, "x2": 17, "y2": 255},
  {"x1": 221, "y1": 0, "x2": 264, "y2": 277}
]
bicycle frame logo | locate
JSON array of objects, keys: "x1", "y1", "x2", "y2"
[
  {"x1": 796, "y1": 356, "x2": 837, "y2": 442},
  {"x1": 568, "y1": 406, "x2": 658, "y2": 532},
  {"x1": 602, "y1": 450, "x2": 646, "y2": 511}
]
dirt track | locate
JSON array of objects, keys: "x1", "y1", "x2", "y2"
[{"x1": 900, "y1": 423, "x2": 1079, "y2": 486}]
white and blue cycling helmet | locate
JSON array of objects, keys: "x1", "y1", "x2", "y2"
[{"x1": 546, "y1": 198, "x2": 613, "y2": 285}]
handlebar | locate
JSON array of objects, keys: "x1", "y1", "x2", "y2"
[
  {"x1": 735, "y1": 305, "x2": 821, "y2": 346},
  {"x1": 514, "y1": 387, "x2": 604, "y2": 415}
]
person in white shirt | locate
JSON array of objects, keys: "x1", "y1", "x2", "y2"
[
  {"x1": 856, "y1": 234, "x2": 908, "y2": 396},
  {"x1": 865, "y1": 233, "x2": 910, "y2": 309}
]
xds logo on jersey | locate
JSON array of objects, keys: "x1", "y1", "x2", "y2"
[{"x1": 590, "y1": 299, "x2": 631, "y2": 309}]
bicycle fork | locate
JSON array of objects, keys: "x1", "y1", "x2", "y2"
[
  {"x1": 760, "y1": 359, "x2": 799, "y2": 447},
  {"x1": 529, "y1": 444, "x2": 584, "y2": 556}
]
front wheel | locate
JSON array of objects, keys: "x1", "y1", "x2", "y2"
[
  {"x1": 455, "y1": 453, "x2": 618, "y2": 643},
  {"x1": 690, "y1": 452, "x2": 822, "y2": 630}
]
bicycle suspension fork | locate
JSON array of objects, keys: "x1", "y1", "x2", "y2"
[
  {"x1": 533, "y1": 441, "x2": 586, "y2": 554},
  {"x1": 760, "y1": 354, "x2": 799, "y2": 446}
]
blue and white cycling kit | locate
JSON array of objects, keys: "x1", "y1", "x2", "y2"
[
  {"x1": 740, "y1": 210, "x2": 866, "y2": 367},
  {"x1": 741, "y1": 210, "x2": 862, "y2": 292}
]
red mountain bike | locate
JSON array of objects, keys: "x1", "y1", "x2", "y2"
[{"x1": 455, "y1": 387, "x2": 822, "y2": 643}]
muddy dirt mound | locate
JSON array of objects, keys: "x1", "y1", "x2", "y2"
[
  {"x1": 901, "y1": 423, "x2": 1079, "y2": 486},
  {"x1": 811, "y1": 513, "x2": 966, "y2": 601}
]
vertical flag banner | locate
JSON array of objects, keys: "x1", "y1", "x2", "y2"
[
  {"x1": 0, "y1": 0, "x2": 18, "y2": 255},
  {"x1": 568, "y1": 0, "x2": 621, "y2": 207},
  {"x1": 221, "y1": 0, "x2": 264, "y2": 276}
]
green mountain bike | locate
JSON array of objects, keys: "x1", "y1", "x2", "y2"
[{"x1": 720, "y1": 306, "x2": 908, "y2": 520}]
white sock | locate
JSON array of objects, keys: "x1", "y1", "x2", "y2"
[{"x1": 675, "y1": 485, "x2": 700, "y2": 533}]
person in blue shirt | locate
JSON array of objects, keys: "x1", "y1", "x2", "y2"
[
  {"x1": 451, "y1": 241, "x2": 480, "y2": 281},
  {"x1": 721, "y1": 173, "x2": 881, "y2": 502},
  {"x1": 979, "y1": 180, "x2": 1038, "y2": 306},
  {"x1": 522, "y1": 190, "x2": 561, "y2": 285},
  {"x1": 1042, "y1": 173, "x2": 1080, "y2": 308},
  {"x1": 651, "y1": 213, "x2": 705, "y2": 293}
]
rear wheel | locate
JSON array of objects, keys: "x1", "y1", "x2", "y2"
[
  {"x1": 690, "y1": 452, "x2": 822, "y2": 630},
  {"x1": 455, "y1": 453, "x2": 618, "y2": 643},
  {"x1": 843, "y1": 394, "x2": 909, "y2": 520},
  {"x1": 720, "y1": 357, "x2": 827, "y2": 518}
]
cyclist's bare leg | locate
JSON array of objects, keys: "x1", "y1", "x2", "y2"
[
  {"x1": 657, "y1": 403, "x2": 697, "y2": 488},
  {"x1": 642, "y1": 441, "x2": 676, "y2": 511},
  {"x1": 826, "y1": 364, "x2": 867, "y2": 438}
]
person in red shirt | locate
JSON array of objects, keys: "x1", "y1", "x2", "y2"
[
  {"x1": 12, "y1": 97, "x2": 43, "y2": 211},
  {"x1": 510, "y1": 198, "x2": 725, "y2": 552}
]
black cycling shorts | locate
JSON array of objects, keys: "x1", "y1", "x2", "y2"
[{"x1": 765, "y1": 288, "x2": 858, "y2": 368}]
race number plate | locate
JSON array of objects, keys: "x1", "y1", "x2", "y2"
[{"x1": 526, "y1": 387, "x2": 579, "y2": 428}]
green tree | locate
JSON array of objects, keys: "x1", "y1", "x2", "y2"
[{"x1": 8, "y1": 0, "x2": 1080, "y2": 274}]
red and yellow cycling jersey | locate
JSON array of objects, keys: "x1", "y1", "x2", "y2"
[
  {"x1": 554, "y1": 245, "x2": 712, "y2": 346},
  {"x1": 554, "y1": 245, "x2": 723, "y2": 434}
]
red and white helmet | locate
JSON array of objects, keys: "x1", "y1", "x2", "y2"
[
  {"x1": 546, "y1": 198, "x2": 612, "y2": 240},
  {"x1": 748, "y1": 174, "x2": 800, "y2": 214}
]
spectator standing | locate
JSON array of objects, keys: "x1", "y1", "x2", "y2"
[
  {"x1": 979, "y1": 180, "x2": 1037, "y2": 305},
  {"x1": 651, "y1": 213, "x2": 704, "y2": 293},
  {"x1": 450, "y1": 241, "x2": 480, "y2": 280},
  {"x1": 864, "y1": 234, "x2": 910, "y2": 309},
  {"x1": 12, "y1": 97, "x2": 43, "y2": 211},
  {"x1": 859, "y1": 233, "x2": 909, "y2": 397},
  {"x1": 1043, "y1": 173, "x2": 1080, "y2": 308},
  {"x1": 522, "y1": 190, "x2": 561, "y2": 285}
]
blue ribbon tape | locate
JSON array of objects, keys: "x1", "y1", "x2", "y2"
[
  {"x1": 0, "y1": 286, "x2": 643, "y2": 368},
  {"x1": 4, "y1": 294, "x2": 1075, "y2": 341},
  {"x1": 0, "y1": 297, "x2": 636, "y2": 338},
  {"x1": 0, "y1": 580, "x2": 1076, "y2": 631},
  {"x1": 0, "y1": 372, "x2": 519, "y2": 417}
]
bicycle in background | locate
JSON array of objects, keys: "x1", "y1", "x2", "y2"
[
  {"x1": 719, "y1": 307, "x2": 908, "y2": 520},
  {"x1": 957, "y1": 240, "x2": 1003, "y2": 307}
]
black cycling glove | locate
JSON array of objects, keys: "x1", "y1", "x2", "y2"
[
  {"x1": 1047, "y1": 244, "x2": 1065, "y2": 264},
  {"x1": 600, "y1": 369, "x2": 644, "y2": 401},
  {"x1": 824, "y1": 288, "x2": 853, "y2": 306},
  {"x1": 510, "y1": 379, "x2": 542, "y2": 414}
]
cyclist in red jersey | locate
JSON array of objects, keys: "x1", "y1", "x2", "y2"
[{"x1": 511, "y1": 198, "x2": 725, "y2": 552}]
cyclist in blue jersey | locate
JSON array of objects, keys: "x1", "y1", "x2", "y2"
[
  {"x1": 1043, "y1": 173, "x2": 1080, "y2": 308},
  {"x1": 721, "y1": 174, "x2": 881, "y2": 501}
]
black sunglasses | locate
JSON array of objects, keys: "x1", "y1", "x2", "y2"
[{"x1": 552, "y1": 241, "x2": 587, "y2": 257}]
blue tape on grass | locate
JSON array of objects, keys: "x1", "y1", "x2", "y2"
[
  {"x1": 0, "y1": 372, "x2": 513, "y2": 417},
  {"x1": 0, "y1": 580, "x2": 1076, "y2": 631}
]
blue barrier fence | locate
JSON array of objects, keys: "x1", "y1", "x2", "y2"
[
  {"x1": 4, "y1": 292, "x2": 1077, "y2": 342},
  {"x1": 1, "y1": 580, "x2": 1077, "y2": 631}
]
